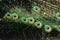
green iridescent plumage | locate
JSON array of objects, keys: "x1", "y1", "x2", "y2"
[{"x1": 3, "y1": 4, "x2": 60, "y2": 33}]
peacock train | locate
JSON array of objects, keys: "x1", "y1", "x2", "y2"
[{"x1": 0, "y1": 0, "x2": 60, "y2": 40}]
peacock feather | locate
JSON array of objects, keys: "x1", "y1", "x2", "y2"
[{"x1": 0, "y1": 0, "x2": 60, "y2": 40}]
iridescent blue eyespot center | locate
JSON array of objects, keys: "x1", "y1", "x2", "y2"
[
  {"x1": 46, "y1": 27, "x2": 49, "y2": 29},
  {"x1": 37, "y1": 22, "x2": 40, "y2": 26},
  {"x1": 14, "y1": 15, "x2": 16, "y2": 17},
  {"x1": 33, "y1": 6, "x2": 40, "y2": 11},
  {"x1": 47, "y1": 27, "x2": 49, "y2": 29},
  {"x1": 13, "y1": 13, "x2": 17, "y2": 18},
  {"x1": 58, "y1": 26, "x2": 60, "y2": 29},
  {"x1": 35, "y1": 7, "x2": 38, "y2": 10},
  {"x1": 57, "y1": 14, "x2": 60, "y2": 17},
  {"x1": 37, "y1": 23, "x2": 40, "y2": 26},
  {"x1": 56, "y1": 13, "x2": 60, "y2": 17},
  {"x1": 7, "y1": 14, "x2": 10, "y2": 16},
  {"x1": 45, "y1": 25, "x2": 50, "y2": 30},
  {"x1": 30, "y1": 18, "x2": 32, "y2": 21}
]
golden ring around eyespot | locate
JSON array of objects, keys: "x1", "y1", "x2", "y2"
[
  {"x1": 33, "y1": 6, "x2": 40, "y2": 12},
  {"x1": 4, "y1": 12, "x2": 12, "y2": 18},
  {"x1": 56, "y1": 13, "x2": 60, "y2": 19},
  {"x1": 44, "y1": 25, "x2": 52, "y2": 33},
  {"x1": 34, "y1": 21, "x2": 42, "y2": 29},
  {"x1": 21, "y1": 17, "x2": 28, "y2": 24},
  {"x1": 28, "y1": 17, "x2": 35, "y2": 24},
  {"x1": 12, "y1": 13, "x2": 18, "y2": 20}
]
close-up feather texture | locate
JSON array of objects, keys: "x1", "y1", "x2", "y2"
[{"x1": 0, "y1": 0, "x2": 60, "y2": 40}]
